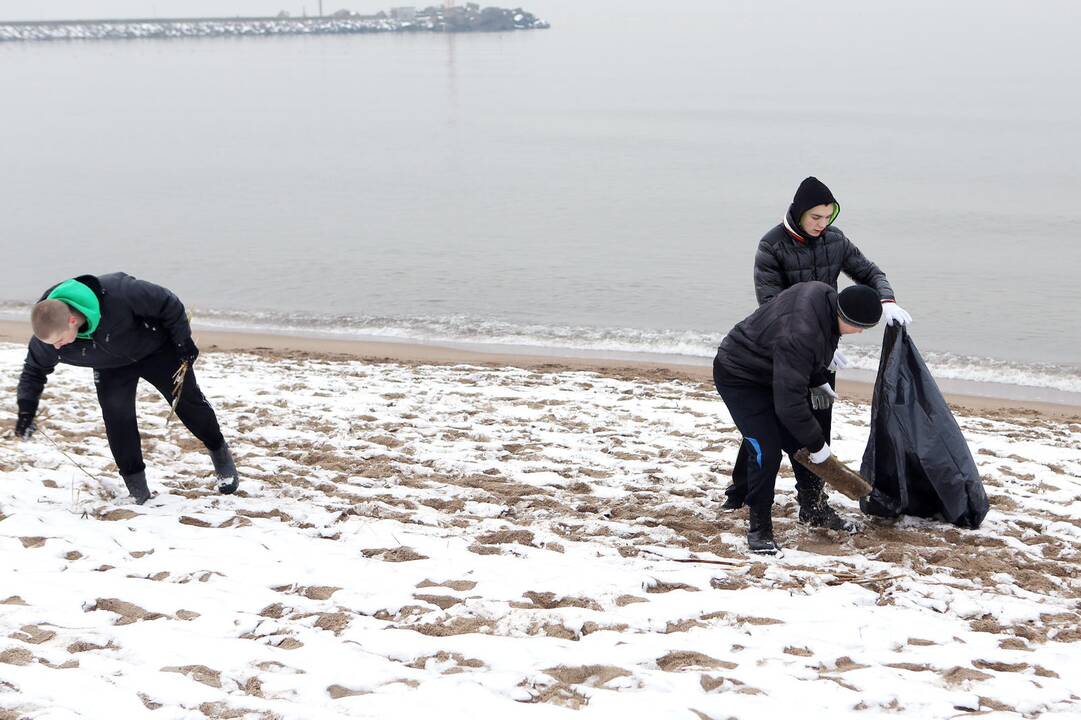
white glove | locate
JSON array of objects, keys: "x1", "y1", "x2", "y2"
[
  {"x1": 808, "y1": 444, "x2": 832, "y2": 463},
  {"x1": 828, "y1": 348, "x2": 850, "y2": 372},
  {"x1": 881, "y1": 301, "x2": 912, "y2": 326}
]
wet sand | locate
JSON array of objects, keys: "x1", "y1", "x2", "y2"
[{"x1": 2, "y1": 320, "x2": 1078, "y2": 420}]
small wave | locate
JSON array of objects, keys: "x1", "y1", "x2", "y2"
[
  {"x1": 834, "y1": 345, "x2": 1081, "y2": 395},
  {"x1": 3, "y1": 302, "x2": 1078, "y2": 395},
  {"x1": 191, "y1": 309, "x2": 1081, "y2": 395}
]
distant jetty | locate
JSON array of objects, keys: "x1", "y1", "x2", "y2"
[{"x1": 0, "y1": 4, "x2": 549, "y2": 42}]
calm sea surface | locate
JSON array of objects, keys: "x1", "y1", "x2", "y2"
[{"x1": 2, "y1": 0, "x2": 1080, "y2": 393}]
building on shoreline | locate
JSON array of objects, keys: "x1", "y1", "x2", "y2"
[{"x1": 389, "y1": 7, "x2": 417, "y2": 22}]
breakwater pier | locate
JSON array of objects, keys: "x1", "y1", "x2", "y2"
[{"x1": 0, "y1": 4, "x2": 549, "y2": 42}]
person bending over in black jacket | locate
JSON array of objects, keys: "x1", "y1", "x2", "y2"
[
  {"x1": 14, "y1": 273, "x2": 239, "y2": 504},
  {"x1": 714, "y1": 282, "x2": 881, "y2": 555},
  {"x1": 722, "y1": 176, "x2": 912, "y2": 529}
]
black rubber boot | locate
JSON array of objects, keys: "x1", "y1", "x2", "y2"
[
  {"x1": 747, "y1": 507, "x2": 779, "y2": 555},
  {"x1": 122, "y1": 471, "x2": 151, "y2": 505},
  {"x1": 797, "y1": 481, "x2": 856, "y2": 532},
  {"x1": 721, "y1": 486, "x2": 745, "y2": 511},
  {"x1": 209, "y1": 443, "x2": 240, "y2": 495}
]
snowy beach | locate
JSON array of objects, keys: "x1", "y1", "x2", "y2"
[
  {"x1": 4, "y1": 0, "x2": 1081, "y2": 715},
  {"x1": 1, "y1": 341, "x2": 1080, "y2": 719}
]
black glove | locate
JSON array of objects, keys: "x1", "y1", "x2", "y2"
[
  {"x1": 176, "y1": 336, "x2": 200, "y2": 365},
  {"x1": 15, "y1": 400, "x2": 37, "y2": 440}
]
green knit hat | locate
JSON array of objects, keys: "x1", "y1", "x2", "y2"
[{"x1": 46, "y1": 279, "x2": 101, "y2": 339}]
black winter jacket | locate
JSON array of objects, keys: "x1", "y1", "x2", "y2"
[
  {"x1": 753, "y1": 212, "x2": 895, "y2": 306},
  {"x1": 714, "y1": 281, "x2": 841, "y2": 452},
  {"x1": 17, "y1": 273, "x2": 192, "y2": 408}
]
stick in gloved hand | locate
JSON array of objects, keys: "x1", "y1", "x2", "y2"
[{"x1": 794, "y1": 447, "x2": 871, "y2": 500}]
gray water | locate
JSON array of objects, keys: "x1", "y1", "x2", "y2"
[{"x1": 2, "y1": 0, "x2": 1080, "y2": 386}]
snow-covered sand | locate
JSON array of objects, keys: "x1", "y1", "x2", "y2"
[{"x1": 1, "y1": 343, "x2": 1079, "y2": 719}]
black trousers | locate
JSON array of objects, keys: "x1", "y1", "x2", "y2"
[
  {"x1": 714, "y1": 380, "x2": 808, "y2": 513},
  {"x1": 722, "y1": 371, "x2": 833, "y2": 505},
  {"x1": 94, "y1": 346, "x2": 224, "y2": 477}
]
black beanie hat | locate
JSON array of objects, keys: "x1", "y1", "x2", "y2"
[
  {"x1": 838, "y1": 285, "x2": 882, "y2": 328},
  {"x1": 790, "y1": 176, "x2": 838, "y2": 225}
]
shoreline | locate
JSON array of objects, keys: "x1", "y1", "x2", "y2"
[{"x1": 2, "y1": 319, "x2": 1078, "y2": 420}]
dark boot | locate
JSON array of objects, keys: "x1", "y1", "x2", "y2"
[
  {"x1": 797, "y1": 481, "x2": 856, "y2": 532},
  {"x1": 122, "y1": 471, "x2": 151, "y2": 505},
  {"x1": 721, "y1": 485, "x2": 745, "y2": 511},
  {"x1": 747, "y1": 507, "x2": 779, "y2": 555},
  {"x1": 209, "y1": 443, "x2": 240, "y2": 495}
]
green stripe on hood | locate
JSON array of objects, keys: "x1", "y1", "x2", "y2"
[
  {"x1": 829, "y1": 201, "x2": 841, "y2": 225},
  {"x1": 47, "y1": 279, "x2": 101, "y2": 339}
]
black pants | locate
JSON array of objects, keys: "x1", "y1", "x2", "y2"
[
  {"x1": 714, "y1": 380, "x2": 808, "y2": 513},
  {"x1": 722, "y1": 371, "x2": 833, "y2": 505},
  {"x1": 94, "y1": 346, "x2": 224, "y2": 477}
]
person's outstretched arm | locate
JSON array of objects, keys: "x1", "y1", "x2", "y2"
[
  {"x1": 839, "y1": 232, "x2": 895, "y2": 301},
  {"x1": 15, "y1": 340, "x2": 59, "y2": 439}
]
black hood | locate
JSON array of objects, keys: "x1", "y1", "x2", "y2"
[
  {"x1": 37, "y1": 274, "x2": 105, "y2": 303},
  {"x1": 786, "y1": 177, "x2": 840, "y2": 240}
]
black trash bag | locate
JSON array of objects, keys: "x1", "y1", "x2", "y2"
[{"x1": 859, "y1": 325, "x2": 989, "y2": 529}]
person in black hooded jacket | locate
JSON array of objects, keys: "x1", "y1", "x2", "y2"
[
  {"x1": 721, "y1": 176, "x2": 912, "y2": 529},
  {"x1": 714, "y1": 282, "x2": 882, "y2": 554},
  {"x1": 14, "y1": 272, "x2": 240, "y2": 504}
]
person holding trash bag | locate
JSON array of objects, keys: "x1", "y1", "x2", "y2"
[
  {"x1": 714, "y1": 282, "x2": 882, "y2": 554},
  {"x1": 721, "y1": 176, "x2": 912, "y2": 532},
  {"x1": 14, "y1": 273, "x2": 240, "y2": 505}
]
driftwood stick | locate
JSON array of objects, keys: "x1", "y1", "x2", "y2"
[{"x1": 794, "y1": 448, "x2": 872, "y2": 500}]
